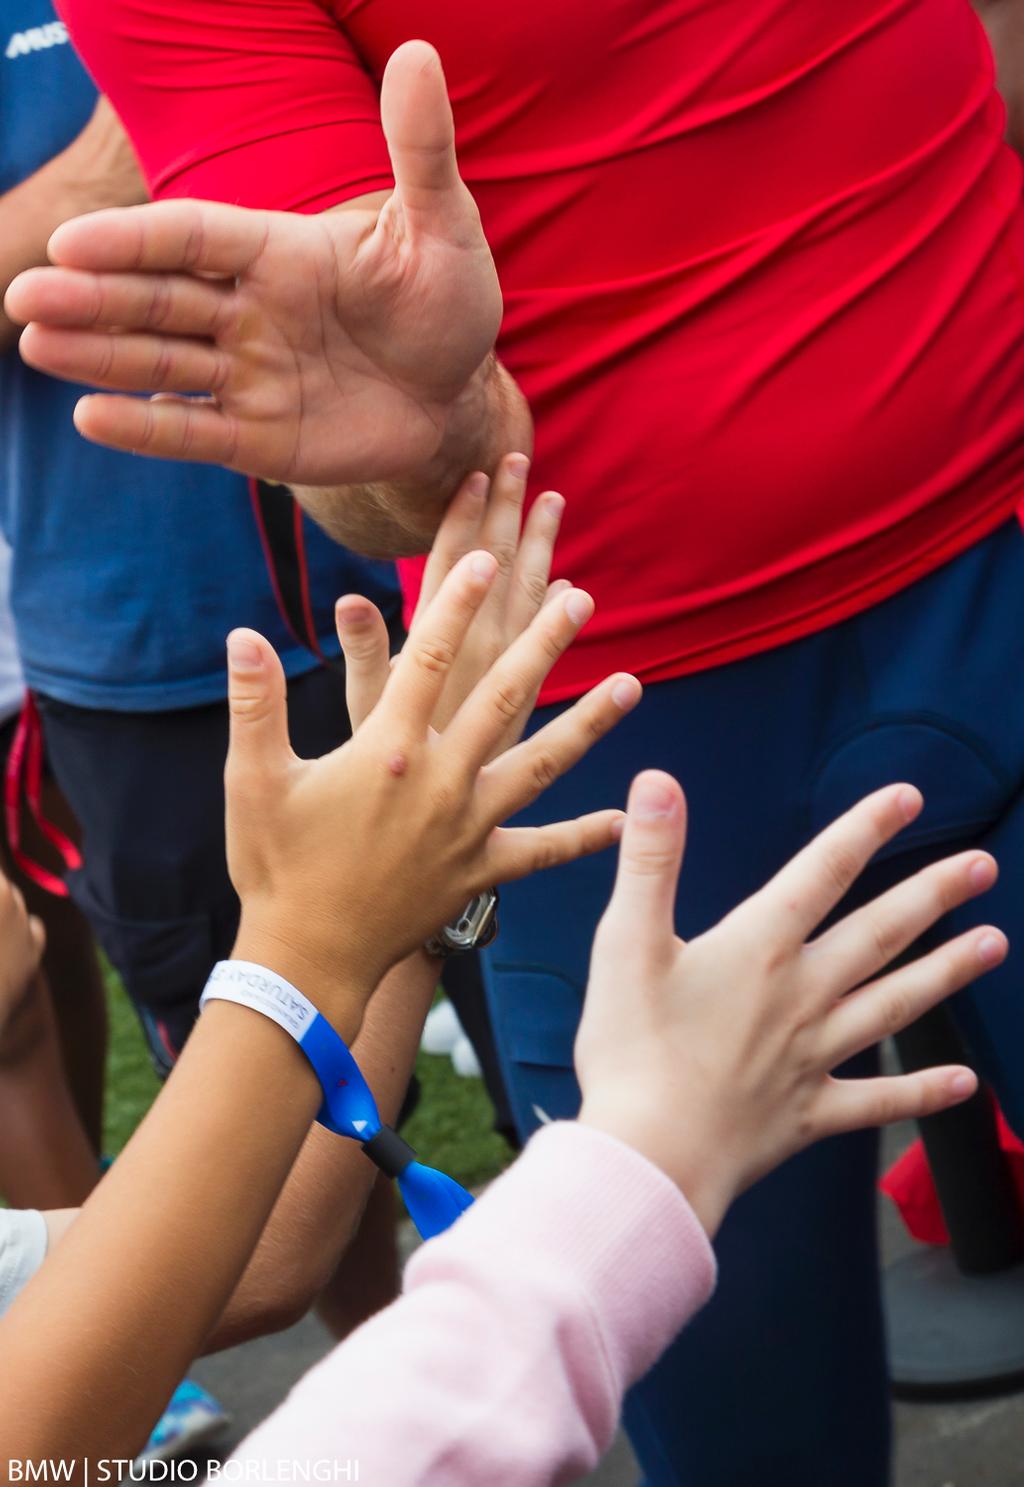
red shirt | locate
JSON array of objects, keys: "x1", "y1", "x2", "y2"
[{"x1": 60, "y1": 0, "x2": 1024, "y2": 703}]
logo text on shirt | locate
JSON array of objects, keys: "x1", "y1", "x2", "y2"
[{"x1": 5, "y1": 22, "x2": 68, "y2": 59}]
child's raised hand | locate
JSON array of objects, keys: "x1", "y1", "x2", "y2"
[
  {"x1": 225, "y1": 550, "x2": 641, "y2": 1024},
  {"x1": 576, "y1": 773, "x2": 1006, "y2": 1237},
  {"x1": 335, "y1": 453, "x2": 566, "y2": 738}
]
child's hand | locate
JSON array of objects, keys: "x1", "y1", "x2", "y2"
[
  {"x1": 576, "y1": 773, "x2": 1006, "y2": 1237},
  {"x1": 335, "y1": 453, "x2": 566, "y2": 739},
  {"x1": 226, "y1": 550, "x2": 641, "y2": 1023},
  {"x1": 0, "y1": 873, "x2": 47, "y2": 1062}
]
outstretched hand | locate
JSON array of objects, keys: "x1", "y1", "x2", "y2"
[
  {"x1": 335, "y1": 453, "x2": 567, "y2": 739},
  {"x1": 4, "y1": 42, "x2": 502, "y2": 487},
  {"x1": 226, "y1": 550, "x2": 641, "y2": 1028},
  {"x1": 577, "y1": 774, "x2": 1006, "y2": 1236}
]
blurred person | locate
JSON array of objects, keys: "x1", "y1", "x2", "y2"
[
  {"x1": 12, "y1": 5, "x2": 1024, "y2": 1481},
  {"x1": 0, "y1": 531, "x2": 107, "y2": 1196}
]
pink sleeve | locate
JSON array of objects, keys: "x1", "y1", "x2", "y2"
[
  {"x1": 231, "y1": 1122, "x2": 716, "y2": 1485},
  {"x1": 55, "y1": 0, "x2": 392, "y2": 212}
]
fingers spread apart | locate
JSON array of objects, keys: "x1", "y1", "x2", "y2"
[
  {"x1": 381, "y1": 550, "x2": 498, "y2": 738},
  {"x1": 815, "y1": 1065, "x2": 978, "y2": 1139},
  {"x1": 819, "y1": 924, "x2": 1007, "y2": 1067},
  {"x1": 484, "y1": 809, "x2": 626, "y2": 883},
  {"x1": 751, "y1": 784, "x2": 924, "y2": 946},
  {"x1": 445, "y1": 586, "x2": 596, "y2": 769},
  {"x1": 808, "y1": 849, "x2": 998, "y2": 999},
  {"x1": 480, "y1": 673, "x2": 642, "y2": 822}
]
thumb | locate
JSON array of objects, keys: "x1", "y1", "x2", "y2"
[
  {"x1": 335, "y1": 596, "x2": 392, "y2": 731},
  {"x1": 381, "y1": 41, "x2": 462, "y2": 213},
  {"x1": 226, "y1": 629, "x2": 293, "y2": 784},
  {"x1": 606, "y1": 771, "x2": 687, "y2": 944}
]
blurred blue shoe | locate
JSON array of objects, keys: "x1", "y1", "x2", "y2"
[{"x1": 136, "y1": 1379, "x2": 230, "y2": 1464}]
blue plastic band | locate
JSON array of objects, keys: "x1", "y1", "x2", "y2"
[{"x1": 200, "y1": 961, "x2": 474, "y2": 1241}]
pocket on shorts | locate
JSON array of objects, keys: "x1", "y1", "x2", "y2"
[
  {"x1": 810, "y1": 718, "x2": 1011, "y2": 859},
  {"x1": 489, "y1": 965, "x2": 583, "y2": 1132},
  {"x1": 68, "y1": 870, "x2": 234, "y2": 1016}
]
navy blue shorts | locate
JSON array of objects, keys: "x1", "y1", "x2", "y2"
[
  {"x1": 36, "y1": 663, "x2": 354, "y2": 1075},
  {"x1": 483, "y1": 516, "x2": 1024, "y2": 1486}
]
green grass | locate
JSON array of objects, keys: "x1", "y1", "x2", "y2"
[
  {"x1": 103, "y1": 967, "x2": 161, "y2": 1157},
  {"x1": 103, "y1": 972, "x2": 512, "y2": 1190}
]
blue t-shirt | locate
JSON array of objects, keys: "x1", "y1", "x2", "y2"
[{"x1": 0, "y1": 2, "x2": 400, "y2": 710}]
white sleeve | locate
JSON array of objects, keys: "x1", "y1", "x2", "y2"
[{"x1": 0, "y1": 1210, "x2": 48, "y2": 1317}]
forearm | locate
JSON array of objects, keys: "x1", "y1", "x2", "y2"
[
  {"x1": 0, "y1": 974, "x2": 97, "y2": 1208},
  {"x1": 8, "y1": 958, "x2": 436, "y2": 1355},
  {"x1": 294, "y1": 355, "x2": 533, "y2": 558},
  {"x1": 208, "y1": 952, "x2": 439, "y2": 1348},
  {"x1": 231, "y1": 1125, "x2": 716, "y2": 1487},
  {"x1": 975, "y1": 0, "x2": 1024, "y2": 156},
  {"x1": 0, "y1": 110, "x2": 145, "y2": 351},
  {"x1": 0, "y1": 992, "x2": 329, "y2": 1469}
]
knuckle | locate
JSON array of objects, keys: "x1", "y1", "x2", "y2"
[
  {"x1": 229, "y1": 690, "x2": 273, "y2": 724},
  {"x1": 539, "y1": 620, "x2": 567, "y2": 666},
  {"x1": 412, "y1": 635, "x2": 457, "y2": 676},
  {"x1": 491, "y1": 677, "x2": 528, "y2": 722},
  {"x1": 879, "y1": 988, "x2": 912, "y2": 1036},
  {"x1": 822, "y1": 840, "x2": 860, "y2": 898},
  {"x1": 208, "y1": 353, "x2": 231, "y2": 395},
  {"x1": 147, "y1": 277, "x2": 174, "y2": 329},
  {"x1": 532, "y1": 833, "x2": 565, "y2": 872},
  {"x1": 583, "y1": 700, "x2": 611, "y2": 743},
  {"x1": 870, "y1": 911, "x2": 902, "y2": 967},
  {"x1": 137, "y1": 401, "x2": 156, "y2": 449},
  {"x1": 95, "y1": 336, "x2": 116, "y2": 382},
  {"x1": 180, "y1": 404, "x2": 197, "y2": 455},
  {"x1": 529, "y1": 750, "x2": 560, "y2": 795},
  {"x1": 182, "y1": 214, "x2": 207, "y2": 269},
  {"x1": 515, "y1": 570, "x2": 550, "y2": 612},
  {"x1": 490, "y1": 539, "x2": 518, "y2": 574},
  {"x1": 149, "y1": 340, "x2": 175, "y2": 390},
  {"x1": 624, "y1": 841, "x2": 678, "y2": 878}
]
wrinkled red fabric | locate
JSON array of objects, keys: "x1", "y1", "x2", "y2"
[
  {"x1": 880, "y1": 1105, "x2": 1024, "y2": 1246},
  {"x1": 59, "y1": 0, "x2": 1024, "y2": 703}
]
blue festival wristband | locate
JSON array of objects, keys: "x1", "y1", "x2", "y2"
[{"x1": 200, "y1": 960, "x2": 474, "y2": 1241}]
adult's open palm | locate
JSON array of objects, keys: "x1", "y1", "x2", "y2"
[{"x1": 4, "y1": 42, "x2": 502, "y2": 484}]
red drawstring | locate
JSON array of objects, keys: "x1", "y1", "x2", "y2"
[
  {"x1": 4, "y1": 693, "x2": 81, "y2": 897},
  {"x1": 293, "y1": 498, "x2": 326, "y2": 662}
]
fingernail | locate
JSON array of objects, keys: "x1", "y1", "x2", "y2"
[
  {"x1": 612, "y1": 676, "x2": 640, "y2": 710},
  {"x1": 898, "y1": 786, "x2": 922, "y2": 821},
  {"x1": 470, "y1": 551, "x2": 497, "y2": 580},
  {"x1": 633, "y1": 775, "x2": 676, "y2": 820},
  {"x1": 227, "y1": 633, "x2": 262, "y2": 671},
  {"x1": 335, "y1": 598, "x2": 366, "y2": 627},
  {"x1": 543, "y1": 492, "x2": 565, "y2": 517},
  {"x1": 950, "y1": 1071, "x2": 976, "y2": 1099},
  {"x1": 969, "y1": 857, "x2": 996, "y2": 891},
  {"x1": 611, "y1": 814, "x2": 626, "y2": 840},
  {"x1": 465, "y1": 472, "x2": 488, "y2": 499},
  {"x1": 505, "y1": 453, "x2": 530, "y2": 480},
  {"x1": 977, "y1": 932, "x2": 1006, "y2": 966},
  {"x1": 565, "y1": 590, "x2": 593, "y2": 625}
]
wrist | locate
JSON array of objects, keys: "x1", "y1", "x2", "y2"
[
  {"x1": 231, "y1": 912, "x2": 377, "y2": 1045},
  {"x1": 577, "y1": 1099, "x2": 734, "y2": 1240},
  {"x1": 427, "y1": 355, "x2": 533, "y2": 492}
]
